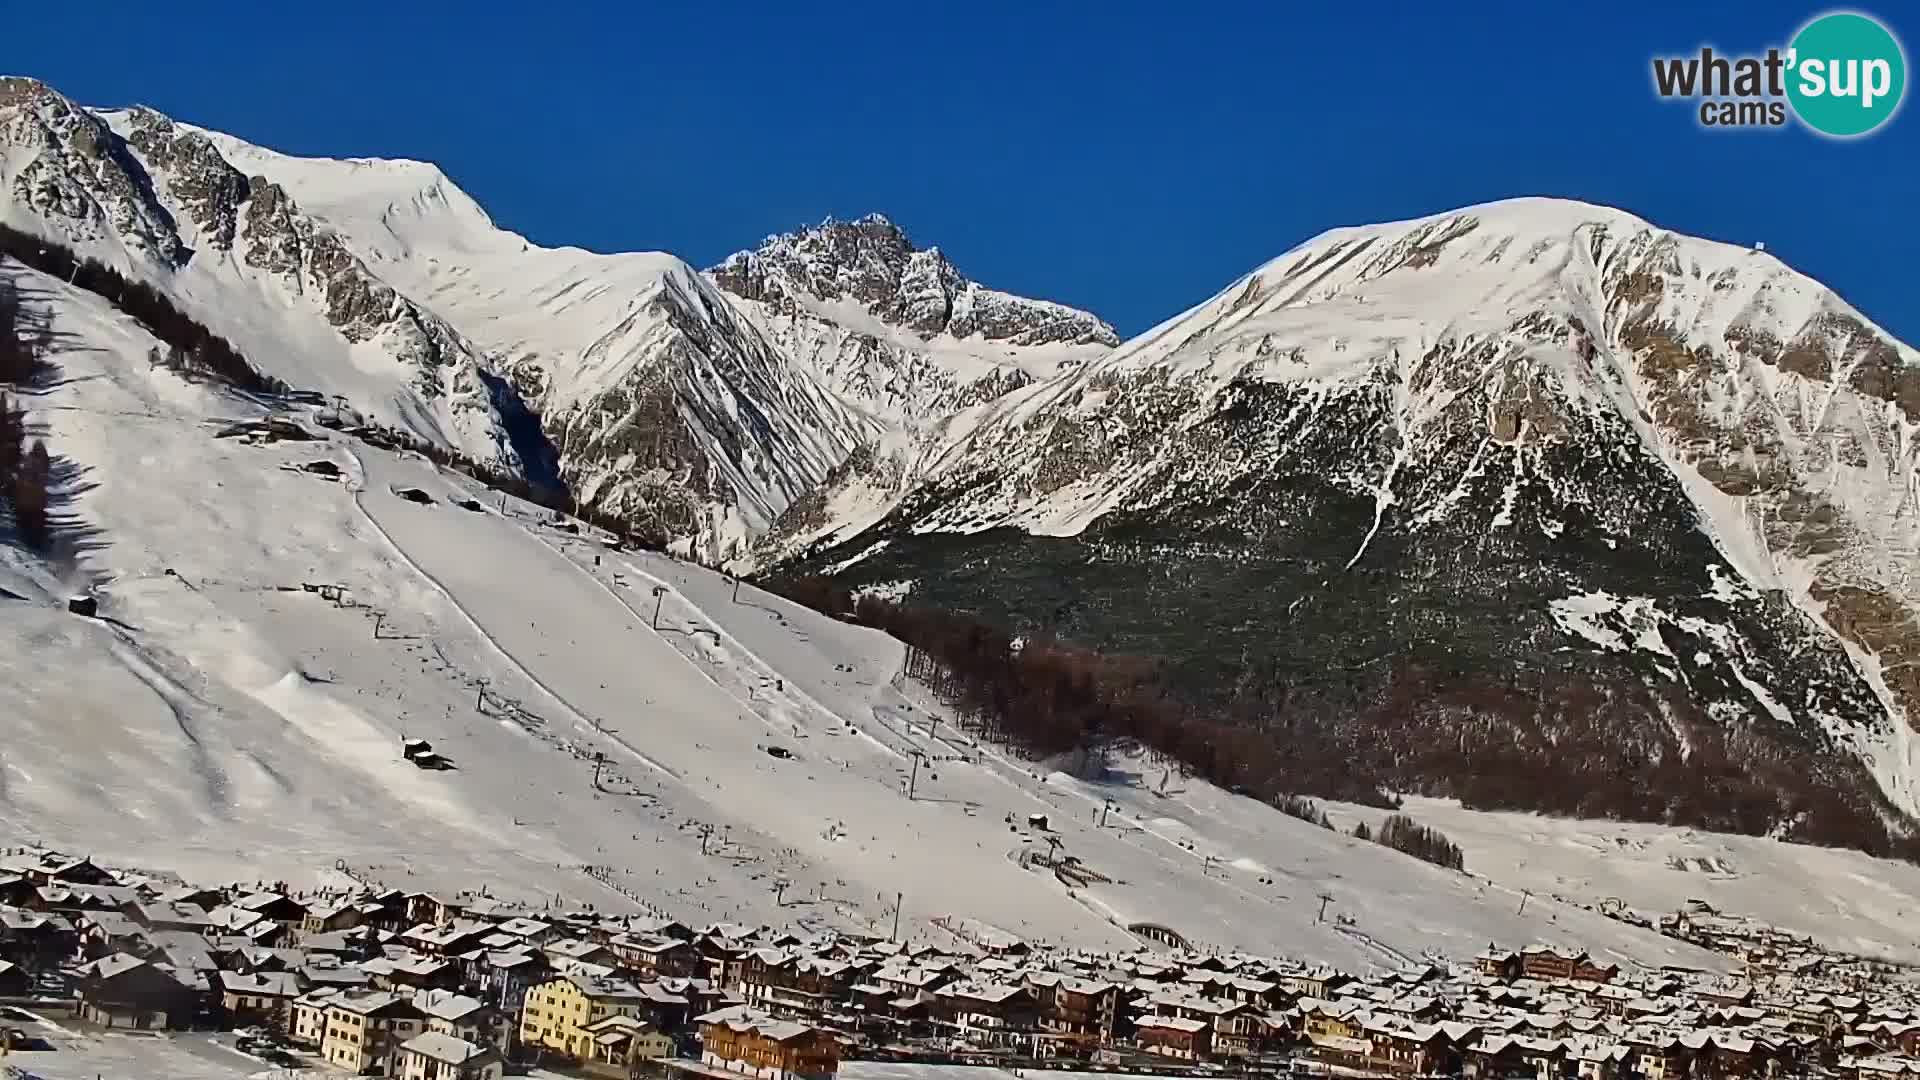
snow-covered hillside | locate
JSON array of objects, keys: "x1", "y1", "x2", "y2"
[
  {"x1": 0, "y1": 79, "x2": 522, "y2": 469},
  {"x1": 0, "y1": 76, "x2": 1131, "y2": 566},
  {"x1": 3, "y1": 255, "x2": 1851, "y2": 973}
]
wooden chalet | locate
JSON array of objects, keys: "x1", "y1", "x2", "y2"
[
  {"x1": 0, "y1": 875, "x2": 37, "y2": 908},
  {"x1": 741, "y1": 951, "x2": 856, "y2": 1021},
  {"x1": 1476, "y1": 948, "x2": 1522, "y2": 981},
  {"x1": 0, "y1": 906, "x2": 73, "y2": 968},
  {"x1": 933, "y1": 981, "x2": 1035, "y2": 1048},
  {"x1": 5, "y1": 853, "x2": 115, "y2": 887},
  {"x1": 1135, "y1": 1014, "x2": 1212, "y2": 1061},
  {"x1": 1519, "y1": 945, "x2": 1585, "y2": 981},
  {"x1": 1026, "y1": 972, "x2": 1121, "y2": 1044},
  {"x1": 1362, "y1": 1018, "x2": 1471, "y2": 1076},
  {"x1": 301, "y1": 898, "x2": 368, "y2": 936},
  {"x1": 233, "y1": 891, "x2": 309, "y2": 925},
  {"x1": 696, "y1": 1004, "x2": 839, "y2": 1080}
]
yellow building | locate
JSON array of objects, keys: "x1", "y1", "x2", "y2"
[
  {"x1": 322, "y1": 991, "x2": 429, "y2": 1075},
  {"x1": 290, "y1": 989, "x2": 343, "y2": 1048},
  {"x1": 582, "y1": 1014, "x2": 676, "y2": 1071},
  {"x1": 518, "y1": 973, "x2": 647, "y2": 1061}
]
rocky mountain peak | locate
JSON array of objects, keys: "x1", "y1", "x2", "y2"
[
  {"x1": 710, "y1": 214, "x2": 1119, "y2": 348},
  {"x1": 0, "y1": 79, "x2": 184, "y2": 264},
  {"x1": 0, "y1": 84, "x2": 527, "y2": 470}
]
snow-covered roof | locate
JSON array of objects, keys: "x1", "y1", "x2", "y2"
[{"x1": 400, "y1": 1031, "x2": 492, "y2": 1065}]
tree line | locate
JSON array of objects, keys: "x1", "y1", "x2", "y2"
[
  {"x1": 1371, "y1": 814, "x2": 1465, "y2": 871},
  {"x1": 0, "y1": 223, "x2": 286, "y2": 396},
  {"x1": 776, "y1": 575, "x2": 1397, "y2": 808},
  {"x1": 0, "y1": 277, "x2": 52, "y2": 551},
  {"x1": 780, "y1": 575, "x2": 1480, "y2": 871},
  {"x1": 773, "y1": 572, "x2": 1920, "y2": 866}
]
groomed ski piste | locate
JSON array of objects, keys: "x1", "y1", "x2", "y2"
[{"x1": 2, "y1": 257, "x2": 1916, "y2": 980}]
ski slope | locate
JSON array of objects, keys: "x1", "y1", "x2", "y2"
[{"x1": 2, "y1": 258, "x2": 1910, "y2": 971}]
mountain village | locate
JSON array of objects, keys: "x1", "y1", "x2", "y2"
[{"x1": 0, "y1": 847, "x2": 1915, "y2": 1080}]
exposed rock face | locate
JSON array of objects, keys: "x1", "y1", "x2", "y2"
[
  {"x1": 714, "y1": 215, "x2": 1121, "y2": 567},
  {"x1": 780, "y1": 199, "x2": 1920, "y2": 852},
  {"x1": 236, "y1": 171, "x2": 479, "y2": 401},
  {"x1": 710, "y1": 215, "x2": 1119, "y2": 437},
  {"x1": 0, "y1": 79, "x2": 523, "y2": 470},
  {"x1": 121, "y1": 108, "x2": 247, "y2": 252},
  {"x1": 713, "y1": 213, "x2": 1119, "y2": 348},
  {"x1": 505, "y1": 265, "x2": 877, "y2": 558},
  {"x1": 0, "y1": 78, "x2": 181, "y2": 262}
]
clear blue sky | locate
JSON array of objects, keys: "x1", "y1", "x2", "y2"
[{"x1": 5, "y1": 1, "x2": 1914, "y2": 340}]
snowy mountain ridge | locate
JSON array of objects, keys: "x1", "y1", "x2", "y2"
[
  {"x1": 4, "y1": 78, "x2": 1111, "y2": 560},
  {"x1": 111, "y1": 102, "x2": 881, "y2": 558},
  {"x1": 708, "y1": 215, "x2": 1119, "y2": 562},
  {"x1": 711, "y1": 214, "x2": 1117, "y2": 429},
  {"x1": 786, "y1": 197, "x2": 1920, "y2": 845},
  {"x1": 139, "y1": 94, "x2": 1108, "y2": 560},
  {"x1": 0, "y1": 79, "x2": 523, "y2": 468}
]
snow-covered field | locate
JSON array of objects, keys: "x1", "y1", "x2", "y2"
[
  {"x1": 1330, "y1": 796, "x2": 1920, "y2": 965},
  {"x1": 1, "y1": 258, "x2": 1914, "y2": 974}
]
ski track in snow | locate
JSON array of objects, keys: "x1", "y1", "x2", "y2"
[{"x1": 344, "y1": 446, "x2": 684, "y2": 784}]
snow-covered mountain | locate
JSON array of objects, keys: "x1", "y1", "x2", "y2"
[
  {"x1": 712, "y1": 214, "x2": 1117, "y2": 426},
  {"x1": 0, "y1": 79, "x2": 1118, "y2": 561},
  {"x1": 4, "y1": 79, "x2": 1093, "y2": 561},
  {"x1": 185, "y1": 133, "x2": 896, "y2": 559},
  {"x1": 14, "y1": 75, "x2": 1920, "y2": 966},
  {"x1": 783, "y1": 197, "x2": 1920, "y2": 851},
  {"x1": 0, "y1": 78, "x2": 523, "y2": 469},
  {"x1": 711, "y1": 215, "x2": 1118, "y2": 562}
]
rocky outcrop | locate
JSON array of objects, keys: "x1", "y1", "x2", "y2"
[
  {"x1": 0, "y1": 79, "x2": 524, "y2": 471},
  {"x1": 120, "y1": 108, "x2": 247, "y2": 252},
  {"x1": 511, "y1": 265, "x2": 875, "y2": 560},
  {"x1": 712, "y1": 213, "x2": 1118, "y2": 348},
  {"x1": 0, "y1": 78, "x2": 181, "y2": 262},
  {"x1": 712, "y1": 212, "x2": 1122, "y2": 560}
]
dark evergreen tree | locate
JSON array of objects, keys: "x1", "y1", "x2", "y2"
[
  {"x1": 13, "y1": 439, "x2": 51, "y2": 551},
  {"x1": 0, "y1": 392, "x2": 22, "y2": 488}
]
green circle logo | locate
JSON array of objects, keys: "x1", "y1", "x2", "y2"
[{"x1": 1786, "y1": 11, "x2": 1907, "y2": 137}]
